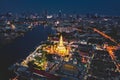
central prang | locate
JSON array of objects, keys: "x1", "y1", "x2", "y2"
[{"x1": 44, "y1": 35, "x2": 70, "y2": 57}]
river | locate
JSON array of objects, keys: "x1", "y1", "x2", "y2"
[{"x1": 0, "y1": 26, "x2": 54, "y2": 80}]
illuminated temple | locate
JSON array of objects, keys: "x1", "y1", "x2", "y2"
[{"x1": 44, "y1": 35, "x2": 70, "y2": 56}]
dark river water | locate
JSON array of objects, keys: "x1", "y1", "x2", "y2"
[{"x1": 0, "y1": 26, "x2": 54, "y2": 80}]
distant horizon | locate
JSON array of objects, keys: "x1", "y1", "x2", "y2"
[
  {"x1": 0, "y1": 11, "x2": 120, "y2": 16},
  {"x1": 0, "y1": 0, "x2": 120, "y2": 16}
]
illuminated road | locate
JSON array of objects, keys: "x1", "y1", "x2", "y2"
[
  {"x1": 93, "y1": 28, "x2": 117, "y2": 44},
  {"x1": 93, "y1": 28, "x2": 120, "y2": 72},
  {"x1": 106, "y1": 46, "x2": 120, "y2": 72}
]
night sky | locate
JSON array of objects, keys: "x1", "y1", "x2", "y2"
[{"x1": 0, "y1": 0, "x2": 120, "y2": 15}]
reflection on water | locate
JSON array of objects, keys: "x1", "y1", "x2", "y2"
[{"x1": 0, "y1": 26, "x2": 54, "y2": 79}]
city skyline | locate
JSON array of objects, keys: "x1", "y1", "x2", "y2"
[
  {"x1": 0, "y1": 0, "x2": 120, "y2": 80},
  {"x1": 0, "y1": 0, "x2": 120, "y2": 15}
]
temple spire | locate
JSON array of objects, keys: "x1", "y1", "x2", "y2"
[
  {"x1": 44, "y1": 34, "x2": 70, "y2": 57},
  {"x1": 59, "y1": 35, "x2": 64, "y2": 46}
]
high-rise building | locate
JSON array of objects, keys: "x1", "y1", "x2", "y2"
[
  {"x1": 58, "y1": 10, "x2": 62, "y2": 19},
  {"x1": 42, "y1": 10, "x2": 48, "y2": 19}
]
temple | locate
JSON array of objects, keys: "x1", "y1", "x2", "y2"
[
  {"x1": 55, "y1": 35, "x2": 69, "y2": 56},
  {"x1": 44, "y1": 35, "x2": 69, "y2": 57}
]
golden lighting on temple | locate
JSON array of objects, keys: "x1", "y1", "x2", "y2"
[{"x1": 44, "y1": 35, "x2": 70, "y2": 57}]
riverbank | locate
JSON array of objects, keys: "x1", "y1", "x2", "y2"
[{"x1": 0, "y1": 26, "x2": 54, "y2": 80}]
